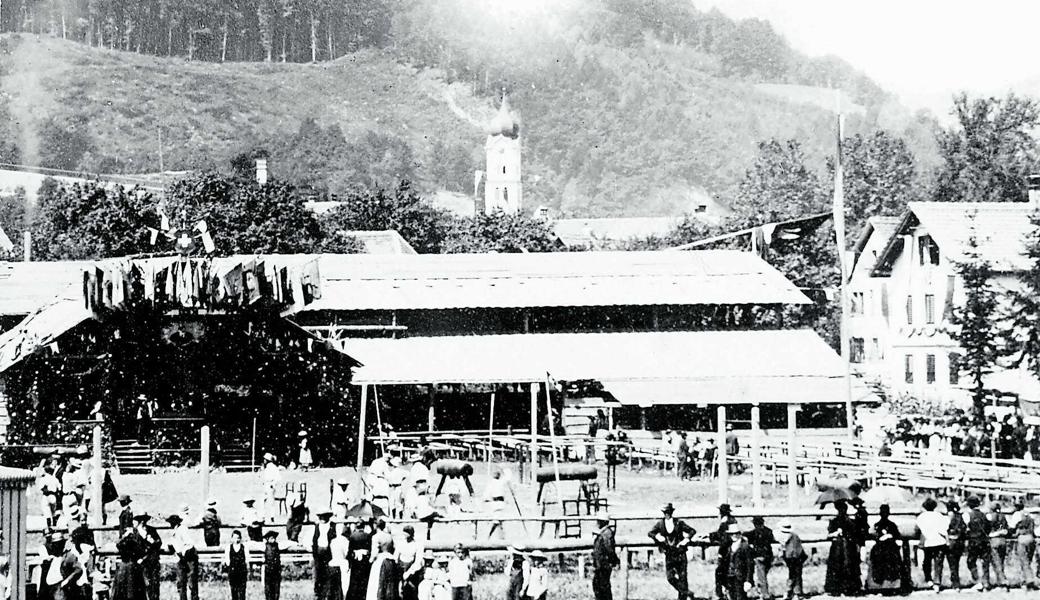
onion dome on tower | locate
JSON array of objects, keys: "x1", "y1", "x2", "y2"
[{"x1": 487, "y1": 94, "x2": 520, "y2": 139}]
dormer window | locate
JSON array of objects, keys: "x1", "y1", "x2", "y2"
[{"x1": 918, "y1": 235, "x2": 940, "y2": 266}]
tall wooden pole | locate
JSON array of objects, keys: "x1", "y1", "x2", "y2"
[
  {"x1": 787, "y1": 403, "x2": 800, "y2": 508},
  {"x1": 200, "y1": 425, "x2": 210, "y2": 506},
  {"x1": 357, "y1": 384, "x2": 369, "y2": 473},
  {"x1": 91, "y1": 425, "x2": 103, "y2": 527},
  {"x1": 529, "y1": 383, "x2": 538, "y2": 469},
  {"x1": 487, "y1": 391, "x2": 496, "y2": 471},
  {"x1": 751, "y1": 403, "x2": 762, "y2": 508},
  {"x1": 716, "y1": 405, "x2": 728, "y2": 505},
  {"x1": 427, "y1": 385, "x2": 436, "y2": 432}
]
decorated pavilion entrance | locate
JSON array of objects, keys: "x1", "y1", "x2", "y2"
[{"x1": 0, "y1": 255, "x2": 359, "y2": 471}]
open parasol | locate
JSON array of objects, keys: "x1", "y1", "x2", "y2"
[
  {"x1": 814, "y1": 478, "x2": 862, "y2": 507},
  {"x1": 345, "y1": 500, "x2": 385, "y2": 520}
]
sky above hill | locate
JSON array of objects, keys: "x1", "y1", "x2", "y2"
[{"x1": 693, "y1": 0, "x2": 1040, "y2": 120}]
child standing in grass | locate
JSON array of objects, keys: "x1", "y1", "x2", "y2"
[
  {"x1": 523, "y1": 550, "x2": 549, "y2": 600},
  {"x1": 778, "y1": 520, "x2": 807, "y2": 600},
  {"x1": 222, "y1": 530, "x2": 252, "y2": 600},
  {"x1": 447, "y1": 544, "x2": 473, "y2": 600}
]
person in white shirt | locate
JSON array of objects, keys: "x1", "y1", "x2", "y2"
[
  {"x1": 396, "y1": 524, "x2": 424, "y2": 599},
  {"x1": 368, "y1": 473, "x2": 391, "y2": 516},
  {"x1": 240, "y1": 498, "x2": 263, "y2": 543},
  {"x1": 447, "y1": 544, "x2": 473, "y2": 600},
  {"x1": 482, "y1": 470, "x2": 509, "y2": 539},
  {"x1": 915, "y1": 498, "x2": 949, "y2": 590},
  {"x1": 38, "y1": 466, "x2": 61, "y2": 527},
  {"x1": 386, "y1": 457, "x2": 409, "y2": 518},
  {"x1": 522, "y1": 550, "x2": 549, "y2": 600},
  {"x1": 166, "y1": 514, "x2": 199, "y2": 600},
  {"x1": 409, "y1": 459, "x2": 430, "y2": 489},
  {"x1": 420, "y1": 555, "x2": 450, "y2": 600},
  {"x1": 329, "y1": 523, "x2": 352, "y2": 598},
  {"x1": 261, "y1": 454, "x2": 283, "y2": 523}
]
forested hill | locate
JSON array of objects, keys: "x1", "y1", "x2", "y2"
[{"x1": 0, "y1": 0, "x2": 939, "y2": 216}]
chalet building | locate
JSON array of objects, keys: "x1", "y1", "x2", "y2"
[{"x1": 848, "y1": 197, "x2": 1038, "y2": 408}]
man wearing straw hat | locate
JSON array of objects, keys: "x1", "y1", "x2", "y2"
[{"x1": 592, "y1": 512, "x2": 619, "y2": 600}]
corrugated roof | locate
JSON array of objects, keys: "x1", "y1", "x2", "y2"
[
  {"x1": 873, "y1": 202, "x2": 1036, "y2": 275},
  {"x1": 342, "y1": 329, "x2": 844, "y2": 385},
  {"x1": 553, "y1": 217, "x2": 680, "y2": 247},
  {"x1": 0, "y1": 465, "x2": 36, "y2": 484},
  {"x1": 305, "y1": 250, "x2": 810, "y2": 311}
]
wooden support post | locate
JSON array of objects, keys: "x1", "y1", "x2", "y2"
[
  {"x1": 751, "y1": 403, "x2": 762, "y2": 508},
  {"x1": 788, "y1": 403, "x2": 799, "y2": 508},
  {"x1": 621, "y1": 548, "x2": 630, "y2": 600},
  {"x1": 529, "y1": 383, "x2": 538, "y2": 469},
  {"x1": 427, "y1": 386, "x2": 436, "y2": 432},
  {"x1": 717, "y1": 405, "x2": 728, "y2": 505},
  {"x1": 91, "y1": 425, "x2": 103, "y2": 527},
  {"x1": 200, "y1": 425, "x2": 210, "y2": 506},
  {"x1": 577, "y1": 554, "x2": 585, "y2": 578},
  {"x1": 357, "y1": 385, "x2": 369, "y2": 474}
]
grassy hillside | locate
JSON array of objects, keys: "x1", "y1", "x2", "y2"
[{"x1": 0, "y1": 0, "x2": 941, "y2": 217}]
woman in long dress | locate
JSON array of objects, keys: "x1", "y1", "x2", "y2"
[
  {"x1": 869, "y1": 504, "x2": 907, "y2": 593},
  {"x1": 112, "y1": 530, "x2": 145, "y2": 600},
  {"x1": 824, "y1": 499, "x2": 862, "y2": 596}
]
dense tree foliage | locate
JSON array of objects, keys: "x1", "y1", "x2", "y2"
[
  {"x1": 1011, "y1": 213, "x2": 1040, "y2": 384},
  {"x1": 952, "y1": 229, "x2": 1005, "y2": 419},
  {"x1": 32, "y1": 178, "x2": 155, "y2": 259},
  {"x1": 320, "y1": 181, "x2": 452, "y2": 254},
  {"x1": 1, "y1": 0, "x2": 393, "y2": 62},
  {"x1": 934, "y1": 93, "x2": 1040, "y2": 202},
  {"x1": 442, "y1": 211, "x2": 559, "y2": 254}
]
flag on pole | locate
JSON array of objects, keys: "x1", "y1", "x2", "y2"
[{"x1": 833, "y1": 110, "x2": 847, "y2": 281}]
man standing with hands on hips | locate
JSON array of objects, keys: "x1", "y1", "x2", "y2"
[{"x1": 648, "y1": 503, "x2": 697, "y2": 600}]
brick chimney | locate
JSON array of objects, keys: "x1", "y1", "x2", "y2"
[
  {"x1": 255, "y1": 158, "x2": 269, "y2": 185},
  {"x1": 1029, "y1": 174, "x2": 1040, "y2": 208}
]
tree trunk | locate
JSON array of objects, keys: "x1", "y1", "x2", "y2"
[
  {"x1": 310, "y1": 11, "x2": 318, "y2": 62},
  {"x1": 281, "y1": 31, "x2": 286, "y2": 63},
  {"x1": 221, "y1": 16, "x2": 228, "y2": 62},
  {"x1": 167, "y1": 26, "x2": 173, "y2": 56},
  {"x1": 327, "y1": 23, "x2": 333, "y2": 60},
  {"x1": 61, "y1": 10, "x2": 66, "y2": 39},
  {"x1": 187, "y1": 29, "x2": 194, "y2": 61}
]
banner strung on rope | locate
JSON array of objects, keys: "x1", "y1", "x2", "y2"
[{"x1": 81, "y1": 256, "x2": 321, "y2": 315}]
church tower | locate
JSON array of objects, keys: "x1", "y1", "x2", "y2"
[{"x1": 483, "y1": 94, "x2": 522, "y2": 214}]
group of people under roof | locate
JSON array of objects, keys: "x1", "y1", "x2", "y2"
[{"x1": 881, "y1": 410, "x2": 1040, "y2": 461}]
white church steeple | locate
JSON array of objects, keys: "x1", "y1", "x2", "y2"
[{"x1": 483, "y1": 93, "x2": 522, "y2": 214}]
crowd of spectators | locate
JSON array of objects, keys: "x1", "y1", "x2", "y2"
[{"x1": 881, "y1": 410, "x2": 1040, "y2": 461}]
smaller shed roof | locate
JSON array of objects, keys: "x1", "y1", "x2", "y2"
[
  {"x1": 0, "y1": 297, "x2": 92, "y2": 374},
  {"x1": 552, "y1": 217, "x2": 680, "y2": 247},
  {"x1": 342, "y1": 329, "x2": 844, "y2": 391}
]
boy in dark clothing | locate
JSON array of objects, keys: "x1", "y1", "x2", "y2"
[
  {"x1": 745, "y1": 516, "x2": 776, "y2": 600},
  {"x1": 200, "y1": 501, "x2": 221, "y2": 547},
  {"x1": 965, "y1": 496, "x2": 992, "y2": 590},
  {"x1": 778, "y1": 521, "x2": 807, "y2": 600},
  {"x1": 946, "y1": 501, "x2": 966, "y2": 588},
  {"x1": 263, "y1": 531, "x2": 281, "y2": 600}
]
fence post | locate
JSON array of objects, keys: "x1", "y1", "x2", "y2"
[
  {"x1": 717, "y1": 405, "x2": 728, "y2": 505},
  {"x1": 91, "y1": 425, "x2": 103, "y2": 527},
  {"x1": 751, "y1": 403, "x2": 761, "y2": 508},
  {"x1": 787, "y1": 403, "x2": 799, "y2": 508},
  {"x1": 621, "y1": 548, "x2": 630, "y2": 600},
  {"x1": 200, "y1": 425, "x2": 211, "y2": 505}
]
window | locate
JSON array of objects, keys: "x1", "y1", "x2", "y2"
[
  {"x1": 904, "y1": 354, "x2": 914, "y2": 384},
  {"x1": 850, "y1": 338, "x2": 865, "y2": 363},
  {"x1": 871, "y1": 338, "x2": 882, "y2": 360},
  {"x1": 918, "y1": 235, "x2": 940, "y2": 266},
  {"x1": 694, "y1": 205, "x2": 707, "y2": 213},
  {"x1": 905, "y1": 295, "x2": 913, "y2": 325},
  {"x1": 949, "y1": 353, "x2": 961, "y2": 385},
  {"x1": 502, "y1": 165, "x2": 507, "y2": 174},
  {"x1": 926, "y1": 354, "x2": 936, "y2": 384},
  {"x1": 503, "y1": 188, "x2": 509, "y2": 202},
  {"x1": 851, "y1": 292, "x2": 864, "y2": 315},
  {"x1": 925, "y1": 294, "x2": 935, "y2": 324}
]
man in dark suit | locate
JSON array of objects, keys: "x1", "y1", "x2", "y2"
[
  {"x1": 709, "y1": 504, "x2": 739, "y2": 600},
  {"x1": 745, "y1": 516, "x2": 776, "y2": 600},
  {"x1": 727, "y1": 527, "x2": 755, "y2": 600},
  {"x1": 311, "y1": 511, "x2": 336, "y2": 600},
  {"x1": 39, "y1": 531, "x2": 85, "y2": 600},
  {"x1": 592, "y1": 512, "x2": 620, "y2": 600},
  {"x1": 134, "y1": 513, "x2": 163, "y2": 600},
  {"x1": 647, "y1": 503, "x2": 697, "y2": 600},
  {"x1": 117, "y1": 495, "x2": 134, "y2": 537}
]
